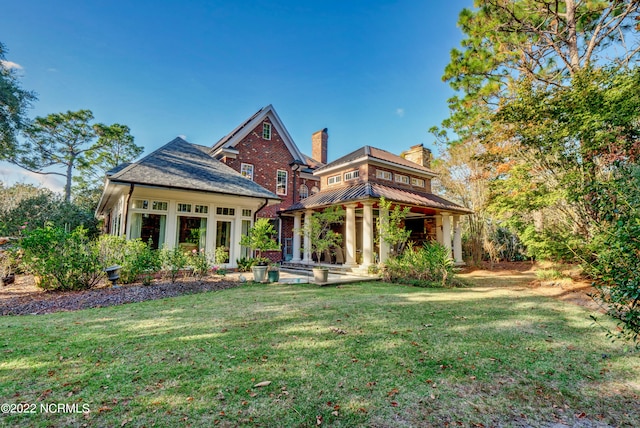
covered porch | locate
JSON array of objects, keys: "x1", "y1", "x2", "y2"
[{"x1": 281, "y1": 182, "x2": 471, "y2": 269}]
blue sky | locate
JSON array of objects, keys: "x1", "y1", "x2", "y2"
[{"x1": 1, "y1": 0, "x2": 469, "y2": 191}]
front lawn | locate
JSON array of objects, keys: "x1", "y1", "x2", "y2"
[{"x1": 0, "y1": 281, "x2": 638, "y2": 427}]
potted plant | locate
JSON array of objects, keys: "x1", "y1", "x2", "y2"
[
  {"x1": 267, "y1": 263, "x2": 280, "y2": 283},
  {"x1": 298, "y1": 207, "x2": 345, "y2": 284},
  {"x1": 240, "y1": 218, "x2": 280, "y2": 282}
]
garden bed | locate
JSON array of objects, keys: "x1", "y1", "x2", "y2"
[{"x1": 0, "y1": 274, "x2": 239, "y2": 316}]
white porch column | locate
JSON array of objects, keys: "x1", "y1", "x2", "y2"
[
  {"x1": 378, "y1": 206, "x2": 390, "y2": 263},
  {"x1": 361, "y1": 202, "x2": 374, "y2": 266},
  {"x1": 292, "y1": 212, "x2": 302, "y2": 262},
  {"x1": 453, "y1": 214, "x2": 463, "y2": 263},
  {"x1": 441, "y1": 212, "x2": 452, "y2": 258},
  {"x1": 302, "y1": 210, "x2": 313, "y2": 263},
  {"x1": 344, "y1": 203, "x2": 357, "y2": 267}
]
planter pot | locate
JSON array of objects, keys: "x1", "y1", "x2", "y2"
[
  {"x1": 312, "y1": 268, "x2": 329, "y2": 284},
  {"x1": 267, "y1": 270, "x2": 280, "y2": 283},
  {"x1": 252, "y1": 265, "x2": 268, "y2": 283}
]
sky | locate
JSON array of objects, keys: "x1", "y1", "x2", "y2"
[{"x1": 1, "y1": 0, "x2": 470, "y2": 192}]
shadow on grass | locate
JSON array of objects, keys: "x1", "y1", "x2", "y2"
[{"x1": 0, "y1": 282, "x2": 637, "y2": 427}]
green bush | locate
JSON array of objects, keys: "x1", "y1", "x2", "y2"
[
  {"x1": 383, "y1": 242, "x2": 457, "y2": 288},
  {"x1": 20, "y1": 225, "x2": 102, "y2": 291},
  {"x1": 161, "y1": 246, "x2": 188, "y2": 283},
  {"x1": 188, "y1": 249, "x2": 210, "y2": 280},
  {"x1": 97, "y1": 235, "x2": 160, "y2": 285},
  {"x1": 236, "y1": 257, "x2": 255, "y2": 272}
]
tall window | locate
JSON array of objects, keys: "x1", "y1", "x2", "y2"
[
  {"x1": 241, "y1": 163, "x2": 254, "y2": 180},
  {"x1": 262, "y1": 122, "x2": 271, "y2": 140},
  {"x1": 276, "y1": 170, "x2": 288, "y2": 195},
  {"x1": 299, "y1": 184, "x2": 309, "y2": 200}
]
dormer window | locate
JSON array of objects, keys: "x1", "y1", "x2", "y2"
[{"x1": 262, "y1": 123, "x2": 271, "y2": 140}]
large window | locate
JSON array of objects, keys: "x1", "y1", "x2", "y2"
[
  {"x1": 262, "y1": 122, "x2": 271, "y2": 140},
  {"x1": 276, "y1": 170, "x2": 288, "y2": 195},
  {"x1": 241, "y1": 163, "x2": 254, "y2": 180},
  {"x1": 130, "y1": 199, "x2": 169, "y2": 249},
  {"x1": 130, "y1": 214, "x2": 166, "y2": 249},
  {"x1": 177, "y1": 216, "x2": 207, "y2": 252}
]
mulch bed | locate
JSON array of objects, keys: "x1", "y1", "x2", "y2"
[{"x1": 0, "y1": 275, "x2": 240, "y2": 316}]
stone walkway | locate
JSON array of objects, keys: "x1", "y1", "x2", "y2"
[{"x1": 224, "y1": 268, "x2": 379, "y2": 286}]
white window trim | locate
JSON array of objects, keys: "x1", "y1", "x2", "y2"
[
  {"x1": 240, "y1": 163, "x2": 254, "y2": 181},
  {"x1": 276, "y1": 169, "x2": 288, "y2": 195},
  {"x1": 328, "y1": 174, "x2": 342, "y2": 185},
  {"x1": 376, "y1": 170, "x2": 392, "y2": 181},
  {"x1": 395, "y1": 174, "x2": 409, "y2": 184},
  {"x1": 263, "y1": 122, "x2": 271, "y2": 140},
  {"x1": 344, "y1": 170, "x2": 359, "y2": 181},
  {"x1": 411, "y1": 177, "x2": 425, "y2": 188}
]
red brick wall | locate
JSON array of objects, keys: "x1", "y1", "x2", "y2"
[
  {"x1": 223, "y1": 118, "x2": 296, "y2": 218},
  {"x1": 219, "y1": 117, "x2": 320, "y2": 259}
]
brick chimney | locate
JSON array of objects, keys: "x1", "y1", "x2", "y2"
[
  {"x1": 312, "y1": 128, "x2": 328, "y2": 164},
  {"x1": 402, "y1": 144, "x2": 432, "y2": 168}
]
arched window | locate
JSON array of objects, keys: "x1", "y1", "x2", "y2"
[
  {"x1": 311, "y1": 186, "x2": 319, "y2": 195},
  {"x1": 299, "y1": 184, "x2": 309, "y2": 200}
]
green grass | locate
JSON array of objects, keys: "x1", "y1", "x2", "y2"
[{"x1": 1, "y1": 281, "x2": 638, "y2": 427}]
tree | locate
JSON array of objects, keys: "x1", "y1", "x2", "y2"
[
  {"x1": 74, "y1": 123, "x2": 142, "y2": 208},
  {"x1": 9, "y1": 109, "x2": 141, "y2": 204},
  {"x1": 0, "y1": 182, "x2": 99, "y2": 237},
  {"x1": 376, "y1": 197, "x2": 410, "y2": 257},
  {"x1": 431, "y1": 139, "x2": 490, "y2": 264},
  {"x1": 298, "y1": 207, "x2": 345, "y2": 262},
  {"x1": 438, "y1": 0, "x2": 640, "y2": 255},
  {"x1": 0, "y1": 42, "x2": 36, "y2": 159},
  {"x1": 240, "y1": 218, "x2": 280, "y2": 263}
]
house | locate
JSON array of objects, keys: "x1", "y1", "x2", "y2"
[
  {"x1": 282, "y1": 144, "x2": 472, "y2": 266},
  {"x1": 96, "y1": 105, "x2": 471, "y2": 269},
  {"x1": 95, "y1": 137, "x2": 280, "y2": 268}
]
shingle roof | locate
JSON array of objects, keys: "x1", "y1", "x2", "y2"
[
  {"x1": 314, "y1": 145, "x2": 437, "y2": 176},
  {"x1": 108, "y1": 137, "x2": 280, "y2": 200},
  {"x1": 284, "y1": 182, "x2": 471, "y2": 214}
]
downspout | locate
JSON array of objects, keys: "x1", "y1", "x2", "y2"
[{"x1": 122, "y1": 184, "x2": 135, "y2": 238}]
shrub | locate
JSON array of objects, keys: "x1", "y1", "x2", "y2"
[
  {"x1": 188, "y1": 249, "x2": 210, "y2": 280},
  {"x1": 383, "y1": 242, "x2": 457, "y2": 288},
  {"x1": 97, "y1": 235, "x2": 160, "y2": 285},
  {"x1": 20, "y1": 225, "x2": 102, "y2": 291},
  {"x1": 236, "y1": 257, "x2": 255, "y2": 272},
  {"x1": 160, "y1": 246, "x2": 188, "y2": 283}
]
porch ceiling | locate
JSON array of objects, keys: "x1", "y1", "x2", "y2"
[{"x1": 283, "y1": 182, "x2": 472, "y2": 214}]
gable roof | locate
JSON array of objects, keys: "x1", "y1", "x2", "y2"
[
  {"x1": 209, "y1": 104, "x2": 307, "y2": 163},
  {"x1": 105, "y1": 137, "x2": 280, "y2": 200},
  {"x1": 284, "y1": 182, "x2": 471, "y2": 214},
  {"x1": 314, "y1": 145, "x2": 437, "y2": 177}
]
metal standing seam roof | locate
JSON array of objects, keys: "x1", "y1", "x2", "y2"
[
  {"x1": 284, "y1": 182, "x2": 472, "y2": 214},
  {"x1": 107, "y1": 137, "x2": 281, "y2": 200}
]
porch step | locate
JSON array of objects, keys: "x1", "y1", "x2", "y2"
[{"x1": 281, "y1": 262, "x2": 357, "y2": 275}]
